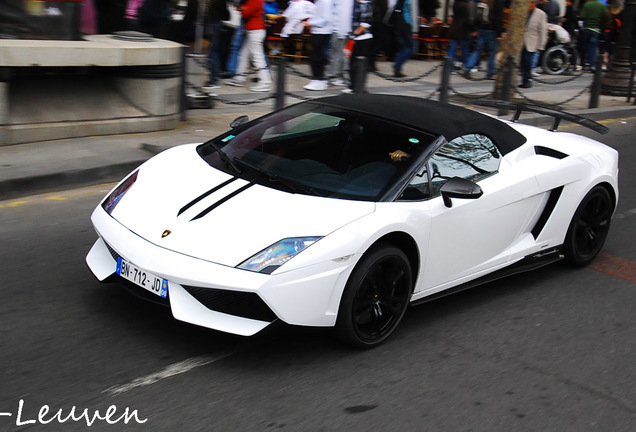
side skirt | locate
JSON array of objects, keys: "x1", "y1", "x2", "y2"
[{"x1": 410, "y1": 246, "x2": 563, "y2": 306}]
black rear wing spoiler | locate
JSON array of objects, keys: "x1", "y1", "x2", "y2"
[{"x1": 474, "y1": 100, "x2": 610, "y2": 135}]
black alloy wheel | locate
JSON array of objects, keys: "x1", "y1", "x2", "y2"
[
  {"x1": 564, "y1": 186, "x2": 613, "y2": 267},
  {"x1": 336, "y1": 244, "x2": 412, "y2": 349}
]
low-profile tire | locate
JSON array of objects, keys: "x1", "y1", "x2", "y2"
[
  {"x1": 563, "y1": 186, "x2": 613, "y2": 267},
  {"x1": 336, "y1": 244, "x2": 412, "y2": 349}
]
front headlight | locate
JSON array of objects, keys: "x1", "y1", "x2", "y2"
[
  {"x1": 101, "y1": 170, "x2": 138, "y2": 215},
  {"x1": 238, "y1": 237, "x2": 322, "y2": 274}
]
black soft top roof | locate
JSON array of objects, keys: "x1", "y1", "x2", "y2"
[{"x1": 313, "y1": 94, "x2": 527, "y2": 155}]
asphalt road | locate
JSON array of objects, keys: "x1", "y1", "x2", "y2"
[{"x1": 0, "y1": 118, "x2": 635, "y2": 431}]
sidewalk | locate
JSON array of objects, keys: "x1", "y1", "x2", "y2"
[{"x1": 1, "y1": 58, "x2": 635, "y2": 201}]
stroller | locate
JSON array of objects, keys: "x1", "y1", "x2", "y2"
[{"x1": 541, "y1": 24, "x2": 578, "y2": 75}]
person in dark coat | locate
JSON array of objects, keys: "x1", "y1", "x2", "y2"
[
  {"x1": 446, "y1": 0, "x2": 476, "y2": 71},
  {"x1": 203, "y1": 0, "x2": 230, "y2": 91}
]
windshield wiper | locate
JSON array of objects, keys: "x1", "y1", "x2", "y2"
[
  {"x1": 208, "y1": 141, "x2": 241, "y2": 174},
  {"x1": 233, "y1": 157, "x2": 319, "y2": 196}
]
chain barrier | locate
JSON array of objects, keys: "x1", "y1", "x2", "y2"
[
  {"x1": 371, "y1": 60, "x2": 444, "y2": 82},
  {"x1": 515, "y1": 83, "x2": 592, "y2": 107},
  {"x1": 448, "y1": 86, "x2": 495, "y2": 100},
  {"x1": 210, "y1": 94, "x2": 276, "y2": 105},
  {"x1": 423, "y1": 87, "x2": 440, "y2": 100},
  {"x1": 284, "y1": 91, "x2": 317, "y2": 101},
  {"x1": 285, "y1": 62, "x2": 313, "y2": 79},
  {"x1": 184, "y1": 51, "x2": 599, "y2": 110},
  {"x1": 532, "y1": 70, "x2": 586, "y2": 85}
]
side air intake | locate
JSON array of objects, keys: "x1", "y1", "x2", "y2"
[{"x1": 535, "y1": 146, "x2": 568, "y2": 160}]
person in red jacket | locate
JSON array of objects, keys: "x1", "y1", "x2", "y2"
[{"x1": 225, "y1": 0, "x2": 273, "y2": 91}]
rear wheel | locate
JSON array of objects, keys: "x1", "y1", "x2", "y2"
[
  {"x1": 336, "y1": 244, "x2": 412, "y2": 349},
  {"x1": 563, "y1": 186, "x2": 613, "y2": 267}
]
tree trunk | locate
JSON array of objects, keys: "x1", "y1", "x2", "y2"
[{"x1": 494, "y1": 0, "x2": 532, "y2": 99}]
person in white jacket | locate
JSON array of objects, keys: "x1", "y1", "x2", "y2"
[
  {"x1": 281, "y1": 0, "x2": 315, "y2": 37},
  {"x1": 327, "y1": 0, "x2": 354, "y2": 87},
  {"x1": 304, "y1": 0, "x2": 333, "y2": 90}
]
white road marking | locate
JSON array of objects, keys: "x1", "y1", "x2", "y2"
[{"x1": 103, "y1": 351, "x2": 239, "y2": 396}]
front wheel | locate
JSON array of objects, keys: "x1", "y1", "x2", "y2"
[
  {"x1": 336, "y1": 244, "x2": 412, "y2": 349},
  {"x1": 542, "y1": 45, "x2": 570, "y2": 75},
  {"x1": 563, "y1": 186, "x2": 613, "y2": 267}
]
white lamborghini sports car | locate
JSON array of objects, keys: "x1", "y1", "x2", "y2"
[{"x1": 86, "y1": 95, "x2": 618, "y2": 348}]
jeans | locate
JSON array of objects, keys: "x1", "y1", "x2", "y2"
[
  {"x1": 465, "y1": 29, "x2": 498, "y2": 77},
  {"x1": 394, "y1": 31, "x2": 414, "y2": 72},
  {"x1": 236, "y1": 29, "x2": 271, "y2": 84},
  {"x1": 224, "y1": 22, "x2": 244, "y2": 75},
  {"x1": 309, "y1": 33, "x2": 331, "y2": 80},
  {"x1": 206, "y1": 22, "x2": 222, "y2": 85},
  {"x1": 328, "y1": 34, "x2": 348, "y2": 81},
  {"x1": 520, "y1": 47, "x2": 535, "y2": 85},
  {"x1": 577, "y1": 28, "x2": 600, "y2": 67},
  {"x1": 448, "y1": 39, "x2": 471, "y2": 69}
]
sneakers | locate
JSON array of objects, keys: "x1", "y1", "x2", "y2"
[
  {"x1": 202, "y1": 83, "x2": 220, "y2": 92},
  {"x1": 249, "y1": 82, "x2": 271, "y2": 92},
  {"x1": 341, "y1": 88, "x2": 353, "y2": 94},
  {"x1": 303, "y1": 80, "x2": 328, "y2": 91},
  {"x1": 224, "y1": 76, "x2": 246, "y2": 87},
  {"x1": 330, "y1": 78, "x2": 346, "y2": 86}
]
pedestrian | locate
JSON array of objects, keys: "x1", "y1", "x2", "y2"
[
  {"x1": 446, "y1": 0, "x2": 475, "y2": 72},
  {"x1": 577, "y1": 0, "x2": 607, "y2": 70},
  {"x1": 368, "y1": 0, "x2": 391, "y2": 72},
  {"x1": 225, "y1": 0, "x2": 273, "y2": 92},
  {"x1": 345, "y1": 0, "x2": 374, "y2": 93},
  {"x1": 388, "y1": 0, "x2": 418, "y2": 77},
  {"x1": 203, "y1": 0, "x2": 230, "y2": 92},
  {"x1": 560, "y1": 0, "x2": 578, "y2": 38},
  {"x1": 220, "y1": 1, "x2": 245, "y2": 78},
  {"x1": 464, "y1": 0, "x2": 506, "y2": 79},
  {"x1": 303, "y1": 0, "x2": 333, "y2": 91},
  {"x1": 519, "y1": 0, "x2": 547, "y2": 88},
  {"x1": 328, "y1": 0, "x2": 355, "y2": 87}
]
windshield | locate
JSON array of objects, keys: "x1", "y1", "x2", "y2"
[{"x1": 198, "y1": 103, "x2": 437, "y2": 201}]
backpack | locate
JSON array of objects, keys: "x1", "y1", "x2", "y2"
[{"x1": 474, "y1": 1, "x2": 489, "y2": 28}]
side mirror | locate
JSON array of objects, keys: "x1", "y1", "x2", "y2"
[
  {"x1": 440, "y1": 177, "x2": 483, "y2": 208},
  {"x1": 230, "y1": 115, "x2": 249, "y2": 128}
]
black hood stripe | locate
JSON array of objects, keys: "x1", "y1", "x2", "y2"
[
  {"x1": 190, "y1": 183, "x2": 254, "y2": 221},
  {"x1": 178, "y1": 177, "x2": 238, "y2": 216}
]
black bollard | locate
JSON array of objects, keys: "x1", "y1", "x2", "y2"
[
  {"x1": 439, "y1": 57, "x2": 452, "y2": 104},
  {"x1": 589, "y1": 59, "x2": 603, "y2": 109},
  {"x1": 351, "y1": 56, "x2": 368, "y2": 93},
  {"x1": 275, "y1": 55, "x2": 286, "y2": 111}
]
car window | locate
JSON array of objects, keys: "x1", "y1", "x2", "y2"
[
  {"x1": 401, "y1": 133, "x2": 500, "y2": 201},
  {"x1": 201, "y1": 103, "x2": 438, "y2": 201}
]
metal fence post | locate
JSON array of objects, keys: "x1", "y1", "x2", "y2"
[
  {"x1": 275, "y1": 55, "x2": 286, "y2": 111},
  {"x1": 351, "y1": 56, "x2": 368, "y2": 93},
  {"x1": 439, "y1": 57, "x2": 452, "y2": 104},
  {"x1": 180, "y1": 46, "x2": 187, "y2": 121},
  {"x1": 589, "y1": 59, "x2": 603, "y2": 109}
]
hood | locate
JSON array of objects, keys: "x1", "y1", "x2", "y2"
[{"x1": 109, "y1": 144, "x2": 375, "y2": 267}]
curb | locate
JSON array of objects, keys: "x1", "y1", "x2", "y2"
[{"x1": 0, "y1": 161, "x2": 144, "y2": 201}]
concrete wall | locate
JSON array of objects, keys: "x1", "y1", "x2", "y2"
[{"x1": 0, "y1": 35, "x2": 185, "y2": 146}]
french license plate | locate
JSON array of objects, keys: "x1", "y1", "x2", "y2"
[{"x1": 116, "y1": 257, "x2": 168, "y2": 298}]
